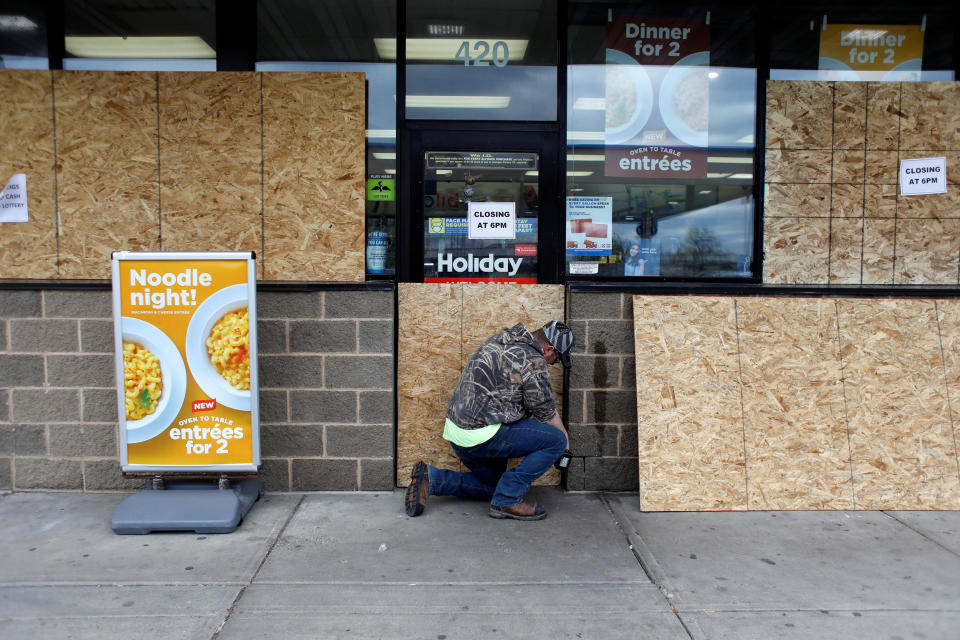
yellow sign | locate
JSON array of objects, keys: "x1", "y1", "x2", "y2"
[
  {"x1": 819, "y1": 24, "x2": 923, "y2": 74},
  {"x1": 112, "y1": 252, "x2": 259, "y2": 472}
]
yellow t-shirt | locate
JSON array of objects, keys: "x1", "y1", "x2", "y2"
[{"x1": 442, "y1": 418, "x2": 500, "y2": 447}]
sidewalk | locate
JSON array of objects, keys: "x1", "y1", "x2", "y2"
[{"x1": 0, "y1": 488, "x2": 958, "y2": 639}]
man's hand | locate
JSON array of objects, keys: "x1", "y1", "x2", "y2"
[{"x1": 546, "y1": 411, "x2": 569, "y2": 447}]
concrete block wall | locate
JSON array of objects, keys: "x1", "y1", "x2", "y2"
[
  {"x1": 0, "y1": 287, "x2": 395, "y2": 492},
  {"x1": 565, "y1": 291, "x2": 639, "y2": 491}
]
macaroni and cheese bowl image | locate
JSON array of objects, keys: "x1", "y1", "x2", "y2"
[
  {"x1": 185, "y1": 284, "x2": 252, "y2": 411},
  {"x1": 659, "y1": 51, "x2": 710, "y2": 148},
  {"x1": 120, "y1": 317, "x2": 187, "y2": 443},
  {"x1": 604, "y1": 48, "x2": 653, "y2": 145}
]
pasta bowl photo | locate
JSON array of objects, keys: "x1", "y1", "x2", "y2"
[
  {"x1": 604, "y1": 48, "x2": 653, "y2": 145},
  {"x1": 659, "y1": 51, "x2": 710, "y2": 148},
  {"x1": 121, "y1": 317, "x2": 187, "y2": 443},
  {"x1": 186, "y1": 284, "x2": 252, "y2": 411}
]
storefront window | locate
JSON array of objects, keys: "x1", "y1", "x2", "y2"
[
  {"x1": 422, "y1": 151, "x2": 540, "y2": 283},
  {"x1": 404, "y1": 0, "x2": 558, "y2": 121},
  {"x1": 64, "y1": 0, "x2": 216, "y2": 71},
  {"x1": 0, "y1": 0, "x2": 47, "y2": 68},
  {"x1": 769, "y1": 2, "x2": 956, "y2": 81},
  {"x1": 567, "y1": 2, "x2": 756, "y2": 279},
  {"x1": 257, "y1": 0, "x2": 398, "y2": 277}
]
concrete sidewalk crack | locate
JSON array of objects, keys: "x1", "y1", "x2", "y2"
[
  {"x1": 601, "y1": 494, "x2": 703, "y2": 640},
  {"x1": 209, "y1": 493, "x2": 305, "y2": 640},
  {"x1": 881, "y1": 510, "x2": 960, "y2": 559}
]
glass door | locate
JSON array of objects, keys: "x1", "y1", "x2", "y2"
[{"x1": 407, "y1": 129, "x2": 561, "y2": 283}]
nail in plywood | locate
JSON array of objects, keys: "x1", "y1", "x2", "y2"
[
  {"x1": 839, "y1": 299, "x2": 960, "y2": 509},
  {"x1": 738, "y1": 298, "x2": 852, "y2": 510},
  {"x1": 54, "y1": 71, "x2": 159, "y2": 278},
  {"x1": 397, "y1": 283, "x2": 565, "y2": 487},
  {"x1": 0, "y1": 70, "x2": 57, "y2": 278},
  {"x1": 159, "y1": 72, "x2": 261, "y2": 256},
  {"x1": 762, "y1": 217, "x2": 830, "y2": 284},
  {"x1": 765, "y1": 81, "x2": 833, "y2": 150},
  {"x1": 633, "y1": 295, "x2": 746, "y2": 511},
  {"x1": 894, "y1": 219, "x2": 960, "y2": 285},
  {"x1": 262, "y1": 72, "x2": 365, "y2": 281}
]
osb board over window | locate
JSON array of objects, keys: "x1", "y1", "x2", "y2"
[
  {"x1": 633, "y1": 296, "x2": 747, "y2": 511},
  {"x1": 54, "y1": 71, "x2": 160, "y2": 279},
  {"x1": 633, "y1": 295, "x2": 960, "y2": 511},
  {"x1": 397, "y1": 283, "x2": 565, "y2": 487},
  {"x1": 0, "y1": 70, "x2": 57, "y2": 279},
  {"x1": 262, "y1": 72, "x2": 365, "y2": 281},
  {"x1": 159, "y1": 72, "x2": 261, "y2": 257},
  {"x1": 764, "y1": 81, "x2": 960, "y2": 286}
]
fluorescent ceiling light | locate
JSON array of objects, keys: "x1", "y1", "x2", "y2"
[
  {"x1": 567, "y1": 171, "x2": 594, "y2": 177},
  {"x1": 0, "y1": 15, "x2": 38, "y2": 30},
  {"x1": 406, "y1": 95, "x2": 510, "y2": 108},
  {"x1": 435, "y1": 169, "x2": 453, "y2": 175},
  {"x1": 707, "y1": 172, "x2": 731, "y2": 179},
  {"x1": 567, "y1": 154, "x2": 605, "y2": 162},
  {"x1": 385, "y1": 169, "x2": 396, "y2": 174},
  {"x1": 567, "y1": 131, "x2": 605, "y2": 141},
  {"x1": 366, "y1": 129, "x2": 397, "y2": 139},
  {"x1": 736, "y1": 134, "x2": 755, "y2": 144},
  {"x1": 708, "y1": 156, "x2": 753, "y2": 164},
  {"x1": 372, "y1": 152, "x2": 396, "y2": 160},
  {"x1": 573, "y1": 97, "x2": 606, "y2": 110},
  {"x1": 65, "y1": 36, "x2": 214, "y2": 59},
  {"x1": 374, "y1": 38, "x2": 527, "y2": 61},
  {"x1": 729, "y1": 173, "x2": 753, "y2": 179}
]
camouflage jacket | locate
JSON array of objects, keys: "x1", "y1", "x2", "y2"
[{"x1": 445, "y1": 323, "x2": 557, "y2": 429}]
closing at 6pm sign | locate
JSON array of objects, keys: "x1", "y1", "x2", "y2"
[
  {"x1": 900, "y1": 157, "x2": 948, "y2": 196},
  {"x1": 468, "y1": 202, "x2": 516, "y2": 239}
]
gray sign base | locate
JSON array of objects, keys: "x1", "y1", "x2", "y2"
[{"x1": 111, "y1": 478, "x2": 262, "y2": 534}]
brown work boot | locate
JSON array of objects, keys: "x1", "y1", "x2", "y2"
[
  {"x1": 404, "y1": 460, "x2": 429, "y2": 517},
  {"x1": 488, "y1": 500, "x2": 547, "y2": 521}
]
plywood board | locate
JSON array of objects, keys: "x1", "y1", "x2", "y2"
[
  {"x1": 762, "y1": 217, "x2": 830, "y2": 284},
  {"x1": 262, "y1": 72, "x2": 365, "y2": 281},
  {"x1": 763, "y1": 183, "x2": 830, "y2": 218},
  {"x1": 894, "y1": 218, "x2": 960, "y2": 285},
  {"x1": 765, "y1": 81, "x2": 833, "y2": 149},
  {"x1": 765, "y1": 149, "x2": 833, "y2": 183},
  {"x1": 397, "y1": 283, "x2": 464, "y2": 480},
  {"x1": 862, "y1": 218, "x2": 896, "y2": 285},
  {"x1": 829, "y1": 218, "x2": 863, "y2": 284},
  {"x1": 864, "y1": 151, "x2": 899, "y2": 185},
  {"x1": 633, "y1": 296, "x2": 746, "y2": 511},
  {"x1": 833, "y1": 81, "x2": 866, "y2": 150},
  {"x1": 738, "y1": 298, "x2": 852, "y2": 510},
  {"x1": 830, "y1": 183, "x2": 864, "y2": 218},
  {"x1": 159, "y1": 72, "x2": 261, "y2": 255},
  {"x1": 897, "y1": 190, "x2": 960, "y2": 219},
  {"x1": 900, "y1": 82, "x2": 960, "y2": 151},
  {"x1": 0, "y1": 70, "x2": 57, "y2": 278},
  {"x1": 397, "y1": 283, "x2": 566, "y2": 488},
  {"x1": 54, "y1": 71, "x2": 159, "y2": 278},
  {"x1": 932, "y1": 300, "x2": 960, "y2": 502},
  {"x1": 864, "y1": 184, "x2": 898, "y2": 218},
  {"x1": 865, "y1": 82, "x2": 900, "y2": 150},
  {"x1": 838, "y1": 299, "x2": 960, "y2": 509},
  {"x1": 832, "y1": 149, "x2": 865, "y2": 184}
]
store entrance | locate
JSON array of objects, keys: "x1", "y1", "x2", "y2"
[{"x1": 404, "y1": 129, "x2": 561, "y2": 283}]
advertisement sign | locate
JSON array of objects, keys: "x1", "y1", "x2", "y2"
[
  {"x1": 605, "y1": 17, "x2": 709, "y2": 179},
  {"x1": 366, "y1": 174, "x2": 395, "y2": 201},
  {"x1": 900, "y1": 157, "x2": 947, "y2": 196},
  {"x1": 426, "y1": 151, "x2": 538, "y2": 171},
  {"x1": 1, "y1": 173, "x2": 28, "y2": 222},
  {"x1": 112, "y1": 251, "x2": 260, "y2": 472},
  {"x1": 468, "y1": 201, "x2": 516, "y2": 239},
  {"x1": 566, "y1": 196, "x2": 613, "y2": 256},
  {"x1": 819, "y1": 24, "x2": 923, "y2": 78}
]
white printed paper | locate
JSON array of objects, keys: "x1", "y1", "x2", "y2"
[
  {"x1": 0, "y1": 173, "x2": 28, "y2": 222},
  {"x1": 900, "y1": 157, "x2": 947, "y2": 196},
  {"x1": 468, "y1": 201, "x2": 516, "y2": 240}
]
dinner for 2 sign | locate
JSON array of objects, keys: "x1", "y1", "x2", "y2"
[{"x1": 112, "y1": 252, "x2": 260, "y2": 472}]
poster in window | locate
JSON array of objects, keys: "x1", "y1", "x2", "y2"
[
  {"x1": 605, "y1": 17, "x2": 709, "y2": 179},
  {"x1": 819, "y1": 24, "x2": 923, "y2": 80}
]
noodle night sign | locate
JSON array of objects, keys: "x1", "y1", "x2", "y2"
[
  {"x1": 111, "y1": 252, "x2": 260, "y2": 472},
  {"x1": 605, "y1": 17, "x2": 710, "y2": 179}
]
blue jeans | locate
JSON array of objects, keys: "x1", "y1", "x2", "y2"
[{"x1": 427, "y1": 417, "x2": 567, "y2": 507}]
